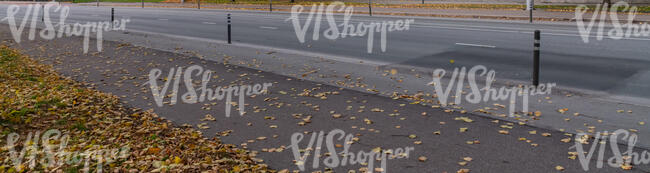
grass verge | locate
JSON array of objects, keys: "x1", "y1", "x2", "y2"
[
  {"x1": 72, "y1": 0, "x2": 165, "y2": 3},
  {"x1": 0, "y1": 46, "x2": 273, "y2": 172},
  {"x1": 69, "y1": 0, "x2": 650, "y2": 13}
]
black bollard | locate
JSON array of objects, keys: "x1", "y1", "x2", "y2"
[
  {"x1": 227, "y1": 14, "x2": 231, "y2": 44},
  {"x1": 533, "y1": 30, "x2": 540, "y2": 86}
]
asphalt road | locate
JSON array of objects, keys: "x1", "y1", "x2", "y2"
[{"x1": 1, "y1": 4, "x2": 649, "y2": 101}]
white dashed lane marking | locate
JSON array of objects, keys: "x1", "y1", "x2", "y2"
[
  {"x1": 260, "y1": 26, "x2": 278, "y2": 30},
  {"x1": 455, "y1": 43, "x2": 496, "y2": 48}
]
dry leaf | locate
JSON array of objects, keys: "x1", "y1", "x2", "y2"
[{"x1": 418, "y1": 156, "x2": 427, "y2": 162}]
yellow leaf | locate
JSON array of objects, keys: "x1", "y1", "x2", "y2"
[
  {"x1": 621, "y1": 164, "x2": 633, "y2": 170},
  {"x1": 454, "y1": 117, "x2": 474, "y2": 123}
]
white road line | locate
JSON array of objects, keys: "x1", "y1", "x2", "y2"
[
  {"x1": 412, "y1": 22, "x2": 578, "y2": 34},
  {"x1": 202, "y1": 22, "x2": 217, "y2": 25},
  {"x1": 414, "y1": 25, "x2": 524, "y2": 34},
  {"x1": 455, "y1": 43, "x2": 496, "y2": 48},
  {"x1": 260, "y1": 26, "x2": 278, "y2": 30},
  {"x1": 158, "y1": 18, "x2": 168, "y2": 21},
  {"x1": 416, "y1": 24, "x2": 650, "y2": 41},
  {"x1": 124, "y1": 28, "x2": 392, "y2": 66},
  {"x1": 262, "y1": 13, "x2": 649, "y2": 41},
  {"x1": 543, "y1": 32, "x2": 650, "y2": 41}
]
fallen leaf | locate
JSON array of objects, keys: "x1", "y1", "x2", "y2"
[{"x1": 418, "y1": 156, "x2": 427, "y2": 162}]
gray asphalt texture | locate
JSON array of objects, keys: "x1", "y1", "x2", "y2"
[
  {"x1": 1, "y1": 5, "x2": 649, "y2": 100},
  {"x1": 3, "y1": 23, "x2": 650, "y2": 173}
]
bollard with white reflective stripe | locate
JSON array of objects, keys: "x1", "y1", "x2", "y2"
[{"x1": 533, "y1": 30, "x2": 540, "y2": 86}]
